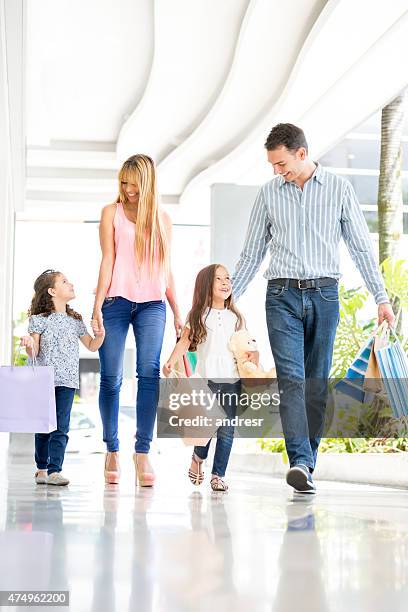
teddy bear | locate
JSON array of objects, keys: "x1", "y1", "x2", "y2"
[{"x1": 228, "y1": 329, "x2": 276, "y2": 379}]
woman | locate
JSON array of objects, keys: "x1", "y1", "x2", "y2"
[{"x1": 92, "y1": 154, "x2": 182, "y2": 486}]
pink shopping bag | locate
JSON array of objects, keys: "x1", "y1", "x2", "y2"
[
  {"x1": 160, "y1": 358, "x2": 226, "y2": 446},
  {"x1": 0, "y1": 364, "x2": 57, "y2": 433}
]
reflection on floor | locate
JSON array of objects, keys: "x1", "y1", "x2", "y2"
[{"x1": 1, "y1": 449, "x2": 408, "y2": 612}]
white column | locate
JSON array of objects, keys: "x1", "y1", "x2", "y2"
[{"x1": 0, "y1": 0, "x2": 25, "y2": 365}]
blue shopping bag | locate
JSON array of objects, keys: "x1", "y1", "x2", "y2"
[
  {"x1": 375, "y1": 329, "x2": 408, "y2": 418},
  {"x1": 334, "y1": 337, "x2": 373, "y2": 403},
  {"x1": 334, "y1": 321, "x2": 389, "y2": 403}
]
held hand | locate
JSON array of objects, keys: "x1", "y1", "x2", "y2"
[
  {"x1": 245, "y1": 350, "x2": 260, "y2": 366},
  {"x1": 174, "y1": 315, "x2": 183, "y2": 338},
  {"x1": 94, "y1": 324, "x2": 105, "y2": 338},
  {"x1": 20, "y1": 336, "x2": 33, "y2": 349},
  {"x1": 91, "y1": 309, "x2": 104, "y2": 335},
  {"x1": 163, "y1": 362, "x2": 174, "y2": 377},
  {"x1": 378, "y1": 303, "x2": 395, "y2": 328}
]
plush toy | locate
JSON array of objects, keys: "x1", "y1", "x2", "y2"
[{"x1": 228, "y1": 330, "x2": 276, "y2": 379}]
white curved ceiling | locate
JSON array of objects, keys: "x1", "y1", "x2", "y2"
[
  {"x1": 23, "y1": 0, "x2": 408, "y2": 220},
  {"x1": 26, "y1": 0, "x2": 153, "y2": 144},
  {"x1": 117, "y1": 0, "x2": 250, "y2": 164},
  {"x1": 180, "y1": 0, "x2": 408, "y2": 205},
  {"x1": 156, "y1": 0, "x2": 326, "y2": 196}
]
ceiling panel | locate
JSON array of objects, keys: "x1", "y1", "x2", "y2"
[
  {"x1": 26, "y1": 0, "x2": 153, "y2": 144},
  {"x1": 117, "y1": 0, "x2": 250, "y2": 163}
]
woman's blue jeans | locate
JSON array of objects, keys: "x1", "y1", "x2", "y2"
[
  {"x1": 98, "y1": 296, "x2": 166, "y2": 454},
  {"x1": 194, "y1": 380, "x2": 240, "y2": 477}
]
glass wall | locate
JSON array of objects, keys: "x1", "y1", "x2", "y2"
[
  {"x1": 319, "y1": 111, "x2": 408, "y2": 233},
  {"x1": 13, "y1": 219, "x2": 210, "y2": 403}
]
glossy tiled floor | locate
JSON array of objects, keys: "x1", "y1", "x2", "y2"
[{"x1": 1, "y1": 445, "x2": 408, "y2": 612}]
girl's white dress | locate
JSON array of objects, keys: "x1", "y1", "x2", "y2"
[{"x1": 189, "y1": 308, "x2": 239, "y2": 381}]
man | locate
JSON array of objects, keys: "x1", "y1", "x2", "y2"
[{"x1": 232, "y1": 123, "x2": 395, "y2": 494}]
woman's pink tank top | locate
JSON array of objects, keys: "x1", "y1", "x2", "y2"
[{"x1": 107, "y1": 202, "x2": 166, "y2": 303}]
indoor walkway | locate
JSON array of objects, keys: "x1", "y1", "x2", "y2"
[{"x1": 1, "y1": 449, "x2": 408, "y2": 612}]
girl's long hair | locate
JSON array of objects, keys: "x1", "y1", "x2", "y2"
[
  {"x1": 28, "y1": 270, "x2": 82, "y2": 320},
  {"x1": 187, "y1": 264, "x2": 244, "y2": 351},
  {"x1": 118, "y1": 154, "x2": 169, "y2": 278}
]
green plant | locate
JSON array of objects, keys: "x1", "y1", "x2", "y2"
[
  {"x1": 381, "y1": 258, "x2": 408, "y2": 308},
  {"x1": 381, "y1": 258, "x2": 408, "y2": 336},
  {"x1": 13, "y1": 312, "x2": 28, "y2": 366},
  {"x1": 257, "y1": 436, "x2": 408, "y2": 456},
  {"x1": 320, "y1": 437, "x2": 408, "y2": 453},
  {"x1": 259, "y1": 264, "x2": 408, "y2": 455},
  {"x1": 330, "y1": 285, "x2": 375, "y2": 380}
]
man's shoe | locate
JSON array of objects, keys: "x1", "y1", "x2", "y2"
[
  {"x1": 286, "y1": 464, "x2": 316, "y2": 494},
  {"x1": 47, "y1": 472, "x2": 70, "y2": 486}
]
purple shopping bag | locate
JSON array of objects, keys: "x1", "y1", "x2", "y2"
[{"x1": 0, "y1": 365, "x2": 56, "y2": 433}]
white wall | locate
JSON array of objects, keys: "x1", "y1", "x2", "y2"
[
  {"x1": 211, "y1": 183, "x2": 274, "y2": 367},
  {"x1": 13, "y1": 220, "x2": 211, "y2": 370},
  {"x1": 0, "y1": 0, "x2": 25, "y2": 366}
]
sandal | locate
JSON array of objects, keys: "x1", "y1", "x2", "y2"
[
  {"x1": 210, "y1": 476, "x2": 228, "y2": 492},
  {"x1": 188, "y1": 453, "x2": 204, "y2": 486}
]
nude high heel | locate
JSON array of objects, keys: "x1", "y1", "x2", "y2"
[
  {"x1": 133, "y1": 453, "x2": 155, "y2": 487},
  {"x1": 104, "y1": 451, "x2": 120, "y2": 484}
]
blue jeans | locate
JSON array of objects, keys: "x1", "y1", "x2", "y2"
[
  {"x1": 265, "y1": 281, "x2": 339, "y2": 471},
  {"x1": 98, "y1": 296, "x2": 166, "y2": 454},
  {"x1": 194, "y1": 381, "x2": 240, "y2": 477},
  {"x1": 35, "y1": 386, "x2": 75, "y2": 475}
]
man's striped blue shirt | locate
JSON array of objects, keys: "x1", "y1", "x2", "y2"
[{"x1": 232, "y1": 163, "x2": 388, "y2": 304}]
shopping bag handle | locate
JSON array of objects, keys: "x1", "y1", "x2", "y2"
[
  {"x1": 388, "y1": 326, "x2": 403, "y2": 342},
  {"x1": 373, "y1": 320, "x2": 394, "y2": 343},
  {"x1": 374, "y1": 320, "x2": 388, "y2": 336},
  {"x1": 374, "y1": 320, "x2": 402, "y2": 344},
  {"x1": 168, "y1": 368, "x2": 186, "y2": 379},
  {"x1": 14, "y1": 338, "x2": 38, "y2": 368}
]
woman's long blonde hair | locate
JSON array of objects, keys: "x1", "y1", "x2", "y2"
[{"x1": 118, "y1": 154, "x2": 169, "y2": 276}]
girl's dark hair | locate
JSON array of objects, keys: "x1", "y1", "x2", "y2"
[
  {"x1": 186, "y1": 264, "x2": 244, "y2": 351},
  {"x1": 28, "y1": 269, "x2": 82, "y2": 320},
  {"x1": 264, "y1": 123, "x2": 308, "y2": 153}
]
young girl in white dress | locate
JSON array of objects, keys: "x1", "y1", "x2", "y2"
[{"x1": 164, "y1": 264, "x2": 245, "y2": 492}]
